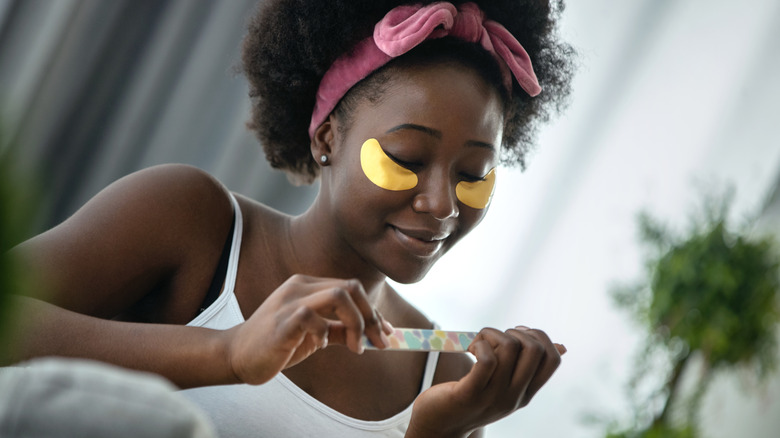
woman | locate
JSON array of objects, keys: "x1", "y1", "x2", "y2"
[{"x1": 6, "y1": 0, "x2": 575, "y2": 435}]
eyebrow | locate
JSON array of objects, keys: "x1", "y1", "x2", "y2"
[
  {"x1": 386, "y1": 123, "x2": 442, "y2": 139},
  {"x1": 385, "y1": 123, "x2": 495, "y2": 150}
]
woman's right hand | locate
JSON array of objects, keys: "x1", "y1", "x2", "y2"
[{"x1": 223, "y1": 274, "x2": 392, "y2": 385}]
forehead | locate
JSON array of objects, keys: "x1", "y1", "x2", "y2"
[{"x1": 346, "y1": 63, "x2": 505, "y2": 147}]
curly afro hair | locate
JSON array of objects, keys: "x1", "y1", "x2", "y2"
[{"x1": 241, "y1": 0, "x2": 575, "y2": 184}]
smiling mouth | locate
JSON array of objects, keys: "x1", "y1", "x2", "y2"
[{"x1": 390, "y1": 225, "x2": 448, "y2": 257}]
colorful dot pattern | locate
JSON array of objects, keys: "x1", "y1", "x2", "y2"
[{"x1": 363, "y1": 328, "x2": 477, "y2": 353}]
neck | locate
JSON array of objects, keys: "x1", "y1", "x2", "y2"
[{"x1": 287, "y1": 199, "x2": 388, "y2": 301}]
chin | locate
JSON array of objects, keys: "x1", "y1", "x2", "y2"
[
  {"x1": 382, "y1": 262, "x2": 434, "y2": 284},
  {"x1": 370, "y1": 231, "x2": 460, "y2": 284}
]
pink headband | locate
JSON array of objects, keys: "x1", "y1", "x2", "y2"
[{"x1": 308, "y1": 1, "x2": 542, "y2": 139}]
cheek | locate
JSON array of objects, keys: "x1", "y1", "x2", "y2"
[
  {"x1": 463, "y1": 206, "x2": 489, "y2": 231},
  {"x1": 330, "y1": 138, "x2": 415, "y2": 222},
  {"x1": 330, "y1": 158, "x2": 406, "y2": 223}
]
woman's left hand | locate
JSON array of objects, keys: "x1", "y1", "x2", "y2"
[{"x1": 406, "y1": 326, "x2": 566, "y2": 438}]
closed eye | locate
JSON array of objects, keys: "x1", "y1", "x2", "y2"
[
  {"x1": 384, "y1": 150, "x2": 421, "y2": 171},
  {"x1": 459, "y1": 172, "x2": 487, "y2": 183}
]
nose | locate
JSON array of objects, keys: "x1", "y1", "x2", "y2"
[{"x1": 411, "y1": 174, "x2": 459, "y2": 220}]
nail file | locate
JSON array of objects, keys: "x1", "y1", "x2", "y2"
[{"x1": 362, "y1": 328, "x2": 477, "y2": 352}]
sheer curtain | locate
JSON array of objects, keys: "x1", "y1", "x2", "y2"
[{"x1": 0, "y1": 0, "x2": 316, "y2": 234}]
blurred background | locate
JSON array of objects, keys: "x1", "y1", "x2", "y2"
[{"x1": 1, "y1": 0, "x2": 779, "y2": 437}]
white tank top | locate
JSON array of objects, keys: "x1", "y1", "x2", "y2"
[{"x1": 180, "y1": 193, "x2": 440, "y2": 437}]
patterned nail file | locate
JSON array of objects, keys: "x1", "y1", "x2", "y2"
[{"x1": 363, "y1": 328, "x2": 477, "y2": 352}]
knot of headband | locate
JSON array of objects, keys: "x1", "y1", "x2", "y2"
[{"x1": 308, "y1": 1, "x2": 541, "y2": 138}]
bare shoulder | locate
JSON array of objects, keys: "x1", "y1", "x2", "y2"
[
  {"x1": 13, "y1": 164, "x2": 235, "y2": 320},
  {"x1": 96, "y1": 164, "x2": 231, "y2": 214},
  {"x1": 55, "y1": 163, "x2": 234, "y2": 255}
]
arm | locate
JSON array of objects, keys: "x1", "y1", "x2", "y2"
[
  {"x1": 7, "y1": 276, "x2": 393, "y2": 389},
  {"x1": 6, "y1": 294, "x2": 238, "y2": 388},
  {"x1": 5, "y1": 164, "x2": 392, "y2": 388},
  {"x1": 4, "y1": 164, "x2": 239, "y2": 387}
]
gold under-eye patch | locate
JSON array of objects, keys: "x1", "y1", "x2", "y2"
[
  {"x1": 360, "y1": 138, "x2": 418, "y2": 191},
  {"x1": 455, "y1": 168, "x2": 496, "y2": 209}
]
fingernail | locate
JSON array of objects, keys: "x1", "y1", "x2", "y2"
[
  {"x1": 556, "y1": 343, "x2": 567, "y2": 355},
  {"x1": 515, "y1": 325, "x2": 530, "y2": 330},
  {"x1": 382, "y1": 320, "x2": 394, "y2": 334},
  {"x1": 379, "y1": 331, "x2": 391, "y2": 349}
]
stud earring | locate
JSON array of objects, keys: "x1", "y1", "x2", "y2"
[{"x1": 320, "y1": 154, "x2": 329, "y2": 164}]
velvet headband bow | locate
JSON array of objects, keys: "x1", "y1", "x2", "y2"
[{"x1": 308, "y1": 1, "x2": 542, "y2": 139}]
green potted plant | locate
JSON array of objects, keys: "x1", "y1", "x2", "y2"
[{"x1": 606, "y1": 192, "x2": 780, "y2": 437}]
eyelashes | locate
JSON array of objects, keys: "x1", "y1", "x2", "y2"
[{"x1": 359, "y1": 138, "x2": 496, "y2": 209}]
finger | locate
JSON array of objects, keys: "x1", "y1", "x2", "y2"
[
  {"x1": 525, "y1": 328, "x2": 563, "y2": 379},
  {"x1": 321, "y1": 320, "x2": 389, "y2": 350},
  {"x1": 320, "y1": 321, "x2": 348, "y2": 346},
  {"x1": 456, "y1": 334, "x2": 498, "y2": 399},
  {"x1": 377, "y1": 311, "x2": 394, "y2": 335},
  {"x1": 474, "y1": 328, "x2": 523, "y2": 391},
  {"x1": 340, "y1": 279, "x2": 389, "y2": 350},
  {"x1": 277, "y1": 276, "x2": 389, "y2": 352},
  {"x1": 507, "y1": 327, "x2": 561, "y2": 406},
  {"x1": 517, "y1": 326, "x2": 561, "y2": 367},
  {"x1": 298, "y1": 286, "x2": 365, "y2": 354},
  {"x1": 276, "y1": 276, "x2": 389, "y2": 350},
  {"x1": 277, "y1": 305, "x2": 330, "y2": 351},
  {"x1": 360, "y1": 310, "x2": 395, "y2": 350}
]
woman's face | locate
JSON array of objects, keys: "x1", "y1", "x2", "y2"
[{"x1": 323, "y1": 63, "x2": 504, "y2": 284}]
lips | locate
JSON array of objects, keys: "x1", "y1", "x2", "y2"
[{"x1": 390, "y1": 225, "x2": 450, "y2": 257}]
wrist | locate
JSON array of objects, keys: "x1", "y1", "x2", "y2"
[{"x1": 215, "y1": 326, "x2": 243, "y2": 385}]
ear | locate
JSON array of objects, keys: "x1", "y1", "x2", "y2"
[{"x1": 310, "y1": 114, "x2": 337, "y2": 166}]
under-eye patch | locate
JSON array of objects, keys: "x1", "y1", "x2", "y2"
[
  {"x1": 360, "y1": 138, "x2": 418, "y2": 191},
  {"x1": 455, "y1": 168, "x2": 496, "y2": 209}
]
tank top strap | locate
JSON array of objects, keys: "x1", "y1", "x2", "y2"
[
  {"x1": 419, "y1": 322, "x2": 442, "y2": 393},
  {"x1": 187, "y1": 192, "x2": 245, "y2": 328},
  {"x1": 223, "y1": 192, "x2": 243, "y2": 297},
  {"x1": 419, "y1": 351, "x2": 440, "y2": 393}
]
